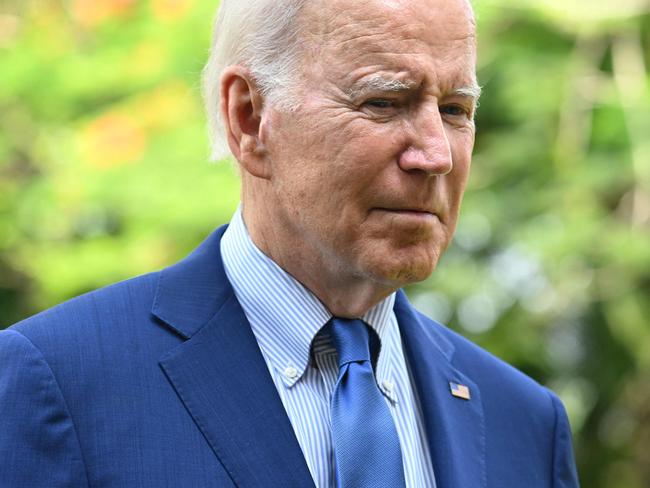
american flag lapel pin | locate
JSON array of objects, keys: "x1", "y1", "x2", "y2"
[{"x1": 449, "y1": 381, "x2": 471, "y2": 400}]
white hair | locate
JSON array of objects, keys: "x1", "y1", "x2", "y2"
[
  {"x1": 201, "y1": 0, "x2": 307, "y2": 161},
  {"x1": 201, "y1": 0, "x2": 476, "y2": 161}
]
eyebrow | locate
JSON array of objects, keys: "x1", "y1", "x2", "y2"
[
  {"x1": 347, "y1": 75, "x2": 482, "y2": 104},
  {"x1": 346, "y1": 76, "x2": 417, "y2": 99},
  {"x1": 452, "y1": 84, "x2": 482, "y2": 103}
]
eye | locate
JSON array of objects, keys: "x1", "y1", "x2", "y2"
[
  {"x1": 440, "y1": 104, "x2": 471, "y2": 118},
  {"x1": 365, "y1": 99, "x2": 395, "y2": 109}
]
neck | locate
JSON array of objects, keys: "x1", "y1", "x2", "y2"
[{"x1": 241, "y1": 190, "x2": 395, "y2": 318}]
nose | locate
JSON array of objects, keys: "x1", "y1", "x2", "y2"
[{"x1": 398, "y1": 103, "x2": 453, "y2": 175}]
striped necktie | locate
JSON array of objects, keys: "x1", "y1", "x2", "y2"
[{"x1": 329, "y1": 317, "x2": 406, "y2": 487}]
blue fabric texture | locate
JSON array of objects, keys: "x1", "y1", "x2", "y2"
[
  {"x1": 221, "y1": 208, "x2": 436, "y2": 487},
  {"x1": 329, "y1": 318, "x2": 406, "y2": 488},
  {"x1": 0, "y1": 225, "x2": 580, "y2": 487}
]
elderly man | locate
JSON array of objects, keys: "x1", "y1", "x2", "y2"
[{"x1": 0, "y1": 0, "x2": 579, "y2": 486}]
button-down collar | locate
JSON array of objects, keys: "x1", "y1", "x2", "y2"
[{"x1": 221, "y1": 207, "x2": 398, "y2": 401}]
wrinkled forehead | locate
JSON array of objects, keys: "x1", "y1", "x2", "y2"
[
  {"x1": 297, "y1": 0, "x2": 477, "y2": 87},
  {"x1": 300, "y1": 0, "x2": 475, "y2": 45}
]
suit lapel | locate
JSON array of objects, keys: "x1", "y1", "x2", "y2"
[
  {"x1": 152, "y1": 226, "x2": 486, "y2": 487},
  {"x1": 153, "y1": 227, "x2": 314, "y2": 487},
  {"x1": 395, "y1": 291, "x2": 487, "y2": 488}
]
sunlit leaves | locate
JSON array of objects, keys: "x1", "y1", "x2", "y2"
[{"x1": 0, "y1": 1, "x2": 649, "y2": 486}]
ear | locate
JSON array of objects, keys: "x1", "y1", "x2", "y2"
[{"x1": 220, "y1": 66, "x2": 271, "y2": 179}]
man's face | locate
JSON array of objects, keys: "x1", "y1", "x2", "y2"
[{"x1": 258, "y1": 0, "x2": 477, "y2": 288}]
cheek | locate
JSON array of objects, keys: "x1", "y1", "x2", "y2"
[
  {"x1": 328, "y1": 124, "x2": 403, "y2": 185},
  {"x1": 320, "y1": 135, "x2": 392, "y2": 193},
  {"x1": 450, "y1": 133, "x2": 473, "y2": 187}
]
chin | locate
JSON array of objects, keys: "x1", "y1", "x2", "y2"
[
  {"x1": 352, "y1": 236, "x2": 444, "y2": 287},
  {"x1": 365, "y1": 254, "x2": 438, "y2": 287},
  {"x1": 392, "y1": 263, "x2": 435, "y2": 285}
]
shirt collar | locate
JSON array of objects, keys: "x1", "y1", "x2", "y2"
[{"x1": 220, "y1": 206, "x2": 396, "y2": 389}]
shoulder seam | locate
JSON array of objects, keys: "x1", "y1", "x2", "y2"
[
  {"x1": 546, "y1": 387, "x2": 559, "y2": 488},
  {"x1": 7, "y1": 329, "x2": 92, "y2": 488}
]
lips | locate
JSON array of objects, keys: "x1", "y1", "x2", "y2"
[
  {"x1": 381, "y1": 208, "x2": 433, "y2": 214},
  {"x1": 374, "y1": 207, "x2": 436, "y2": 216},
  {"x1": 372, "y1": 207, "x2": 441, "y2": 226}
]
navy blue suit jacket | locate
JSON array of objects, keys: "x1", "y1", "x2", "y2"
[{"x1": 0, "y1": 226, "x2": 579, "y2": 487}]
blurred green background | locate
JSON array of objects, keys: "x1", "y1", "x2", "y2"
[{"x1": 1, "y1": 0, "x2": 649, "y2": 485}]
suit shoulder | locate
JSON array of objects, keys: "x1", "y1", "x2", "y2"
[
  {"x1": 8, "y1": 271, "x2": 161, "y2": 345},
  {"x1": 414, "y1": 310, "x2": 552, "y2": 403}
]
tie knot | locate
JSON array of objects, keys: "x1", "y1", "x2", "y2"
[{"x1": 330, "y1": 318, "x2": 372, "y2": 368}]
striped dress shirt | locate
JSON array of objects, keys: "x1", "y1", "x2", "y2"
[{"x1": 220, "y1": 208, "x2": 436, "y2": 488}]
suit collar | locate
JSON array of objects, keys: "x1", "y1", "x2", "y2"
[
  {"x1": 220, "y1": 208, "x2": 399, "y2": 394},
  {"x1": 152, "y1": 225, "x2": 315, "y2": 487},
  {"x1": 396, "y1": 290, "x2": 487, "y2": 488},
  {"x1": 395, "y1": 290, "x2": 455, "y2": 361},
  {"x1": 152, "y1": 226, "x2": 485, "y2": 487},
  {"x1": 152, "y1": 226, "x2": 231, "y2": 339}
]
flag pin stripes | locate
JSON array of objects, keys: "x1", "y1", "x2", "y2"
[{"x1": 449, "y1": 381, "x2": 471, "y2": 400}]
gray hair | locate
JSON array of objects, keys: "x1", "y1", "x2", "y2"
[
  {"x1": 201, "y1": 0, "x2": 476, "y2": 161},
  {"x1": 201, "y1": 0, "x2": 307, "y2": 161}
]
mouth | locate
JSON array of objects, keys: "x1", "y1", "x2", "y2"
[
  {"x1": 379, "y1": 208, "x2": 432, "y2": 214},
  {"x1": 375, "y1": 207, "x2": 435, "y2": 215},
  {"x1": 373, "y1": 207, "x2": 439, "y2": 222}
]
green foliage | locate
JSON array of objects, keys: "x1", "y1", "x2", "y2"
[{"x1": 1, "y1": 0, "x2": 649, "y2": 485}]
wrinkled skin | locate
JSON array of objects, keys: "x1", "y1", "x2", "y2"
[{"x1": 231, "y1": 0, "x2": 478, "y2": 316}]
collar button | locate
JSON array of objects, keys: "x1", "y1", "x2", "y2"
[{"x1": 284, "y1": 366, "x2": 298, "y2": 379}]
